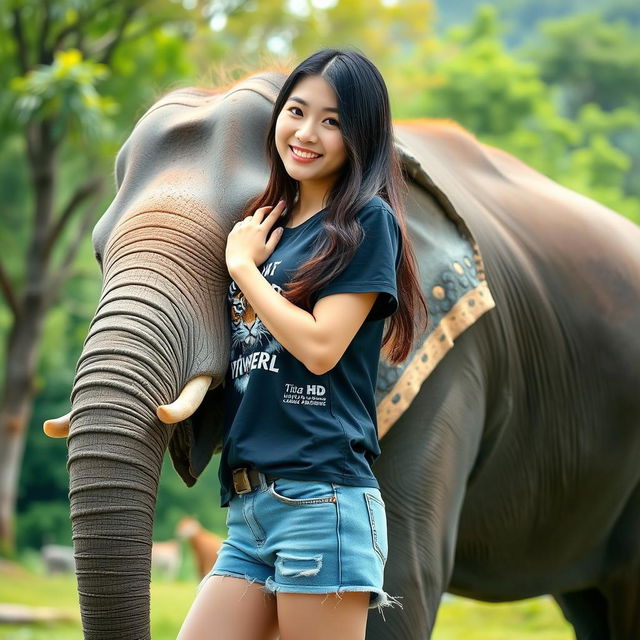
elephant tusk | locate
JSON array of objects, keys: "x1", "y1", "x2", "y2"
[
  {"x1": 43, "y1": 412, "x2": 71, "y2": 438},
  {"x1": 156, "y1": 374, "x2": 213, "y2": 424}
]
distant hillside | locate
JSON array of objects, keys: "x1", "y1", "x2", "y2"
[{"x1": 434, "y1": 0, "x2": 640, "y2": 46}]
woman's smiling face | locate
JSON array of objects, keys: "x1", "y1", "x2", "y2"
[{"x1": 275, "y1": 74, "x2": 348, "y2": 190}]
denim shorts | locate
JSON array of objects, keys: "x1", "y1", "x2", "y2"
[{"x1": 197, "y1": 472, "x2": 402, "y2": 617}]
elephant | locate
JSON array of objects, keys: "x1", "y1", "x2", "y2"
[{"x1": 44, "y1": 70, "x2": 640, "y2": 639}]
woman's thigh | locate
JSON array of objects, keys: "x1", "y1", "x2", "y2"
[
  {"x1": 176, "y1": 575, "x2": 278, "y2": 640},
  {"x1": 277, "y1": 591, "x2": 370, "y2": 640}
]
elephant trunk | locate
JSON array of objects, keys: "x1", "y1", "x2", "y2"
[
  {"x1": 67, "y1": 203, "x2": 229, "y2": 637},
  {"x1": 68, "y1": 402, "x2": 169, "y2": 638},
  {"x1": 67, "y1": 294, "x2": 184, "y2": 638},
  {"x1": 68, "y1": 335, "x2": 175, "y2": 639}
]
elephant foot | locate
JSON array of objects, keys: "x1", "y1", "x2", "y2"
[
  {"x1": 554, "y1": 588, "x2": 609, "y2": 640},
  {"x1": 555, "y1": 567, "x2": 640, "y2": 640},
  {"x1": 602, "y1": 567, "x2": 640, "y2": 640}
]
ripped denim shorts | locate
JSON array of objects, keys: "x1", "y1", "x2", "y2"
[{"x1": 197, "y1": 472, "x2": 402, "y2": 617}]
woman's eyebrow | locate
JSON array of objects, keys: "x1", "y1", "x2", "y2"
[{"x1": 288, "y1": 95, "x2": 339, "y2": 113}]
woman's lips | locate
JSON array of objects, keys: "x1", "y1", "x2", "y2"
[{"x1": 289, "y1": 145, "x2": 322, "y2": 163}]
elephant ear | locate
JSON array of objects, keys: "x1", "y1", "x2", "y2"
[
  {"x1": 168, "y1": 383, "x2": 224, "y2": 487},
  {"x1": 375, "y1": 124, "x2": 497, "y2": 438},
  {"x1": 162, "y1": 72, "x2": 286, "y2": 487}
]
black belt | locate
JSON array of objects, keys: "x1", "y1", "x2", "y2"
[{"x1": 232, "y1": 467, "x2": 279, "y2": 495}]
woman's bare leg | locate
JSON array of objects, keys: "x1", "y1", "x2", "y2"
[
  {"x1": 276, "y1": 591, "x2": 369, "y2": 640},
  {"x1": 177, "y1": 575, "x2": 278, "y2": 640}
]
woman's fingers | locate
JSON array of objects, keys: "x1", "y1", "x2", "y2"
[
  {"x1": 265, "y1": 224, "x2": 284, "y2": 253},
  {"x1": 254, "y1": 201, "x2": 286, "y2": 223},
  {"x1": 262, "y1": 201, "x2": 286, "y2": 228}
]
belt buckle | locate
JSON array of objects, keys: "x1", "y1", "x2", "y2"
[{"x1": 233, "y1": 468, "x2": 252, "y2": 495}]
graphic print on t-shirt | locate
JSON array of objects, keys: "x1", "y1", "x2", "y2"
[
  {"x1": 228, "y1": 261, "x2": 284, "y2": 394},
  {"x1": 228, "y1": 258, "x2": 328, "y2": 407},
  {"x1": 283, "y1": 382, "x2": 327, "y2": 407}
]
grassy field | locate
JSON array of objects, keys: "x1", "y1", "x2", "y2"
[{"x1": 0, "y1": 565, "x2": 573, "y2": 639}]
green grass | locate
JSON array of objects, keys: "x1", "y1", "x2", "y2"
[
  {"x1": 432, "y1": 595, "x2": 573, "y2": 640},
  {"x1": 0, "y1": 568, "x2": 573, "y2": 639},
  {"x1": 0, "y1": 570, "x2": 196, "y2": 640}
]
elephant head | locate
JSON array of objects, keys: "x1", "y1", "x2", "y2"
[{"x1": 44, "y1": 72, "x2": 286, "y2": 639}]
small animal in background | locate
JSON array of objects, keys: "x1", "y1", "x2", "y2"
[
  {"x1": 41, "y1": 544, "x2": 75, "y2": 574},
  {"x1": 151, "y1": 539, "x2": 181, "y2": 580},
  {"x1": 176, "y1": 516, "x2": 223, "y2": 579}
]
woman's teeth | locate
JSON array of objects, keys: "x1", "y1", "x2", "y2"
[{"x1": 291, "y1": 147, "x2": 320, "y2": 159}]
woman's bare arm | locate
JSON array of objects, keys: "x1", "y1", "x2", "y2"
[{"x1": 229, "y1": 260, "x2": 377, "y2": 375}]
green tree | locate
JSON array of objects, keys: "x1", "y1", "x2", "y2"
[
  {"x1": 531, "y1": 13, "x2": 640, "y2": 115},
  {"x1": 0, "y1": 0, "x2": 203, "y2": 556},
  {"x1": 457, "y1": 0, "x2": 640, "y2": 47},
  {"x1": 419, "y1": 6, "x2": 549, "y2": 135},
  {"x1": 525, "y1": 11, "x2": 640, "y2": 201},
  {"x1": 412, "y1": 6, "x2": 639, "y2": 223},
  {"x1": 191, "y1": 0, "x2": 434, "y2": 108}
]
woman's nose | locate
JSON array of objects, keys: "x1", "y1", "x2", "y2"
[{"x1": 295, "y1": 121, "x2": 317, "y2": 143}]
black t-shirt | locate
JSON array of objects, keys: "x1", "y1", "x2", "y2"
[{"x1": 218, "y1": 195, "x2": 402, "y2": 507}]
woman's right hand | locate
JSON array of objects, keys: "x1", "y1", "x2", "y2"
[{"x1": 226, "y1": 200, "x2": 287, "y2": 272}]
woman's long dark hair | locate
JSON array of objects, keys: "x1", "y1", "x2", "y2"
[{"x1": 243, "y1": 48, "x2": 428, "y2": 365}]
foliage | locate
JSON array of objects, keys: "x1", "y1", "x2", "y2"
[
  {"x1": 0, "y1": 0, "x2": 209, "y2": 556},
  {"x1": 523, "y1": 10, "x2": 640, "y2": 203},
  {"x1": 412, "y1": 5, "x2": 640, "y2": 223},
  {"x1": 196, "y1": 0, "x2": 433, "y2": 61},
  {"x1": 419, "y1": 6, "x2": 548, "y2": 135},
  {"x1": 434, "y1": 0, "x2": 640, "y2": 45},
  {"x1": 529, "y1": 13, "x2": 640, "y2": 115},
  {"x1": 190, "y1": 0, "x2": 434, "y2": 108},
  {"x1": 9, "y1": 49, "x2": 117, "y2": 142}
]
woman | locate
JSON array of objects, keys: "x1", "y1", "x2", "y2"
[{"x1": 178, "y1": 47, "x2": 428, "y2": 640}]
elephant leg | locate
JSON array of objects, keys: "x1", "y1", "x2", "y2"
[
  {"x1": 600, "y1": 569, "x2": 640, "y2": 639},
  {"x1": 367, "y1": 329, "x2": 486, "y2": 639},
  {"x1": 601, "y1": 481, "x2": 640, "y2": 639},
  {"x1": 553, "y1": 589, "x2": 609, "y2": 640}
]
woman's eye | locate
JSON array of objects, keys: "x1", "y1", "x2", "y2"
[{"x1": 286, "y1": 106, "x2": 339, "y2": 128}]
